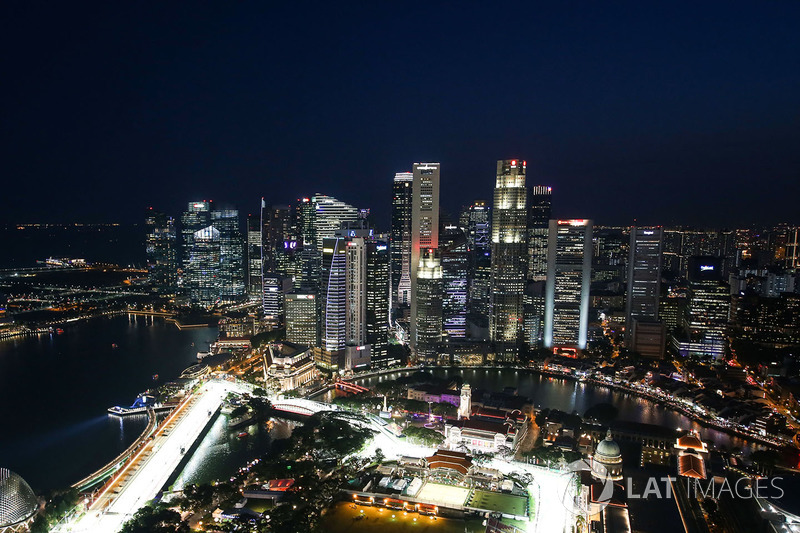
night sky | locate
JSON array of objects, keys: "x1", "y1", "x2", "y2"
[{"x1": 2, "y1": 2, "x2": 799, "y2": 228}]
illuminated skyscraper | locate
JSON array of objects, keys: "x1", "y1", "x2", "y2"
[
  {"x1": 466, "y1": 201, "x2": 492, "y2": 329},
  {"x1": 145, "y1": 208, "x2": 178, "y2": 295},
  {"x1": 490, "y1": 159, "x2": 528, "y2": 360},
  {"x1": 285, "y1": 292, "x2": 318, "y2": 347},
  {"x1": 685, "y1": 256, "x2": 729, "y2": 359},
  {"x1": 625, "y1": 227, "x2": 663, "y2": 334},
  {"x1": 321, "y1": 236, "x2": 347, "y2": 352},
  {"x1": 527, "y1": 186, "x2": 552, "y2": 281},
  {"x1": 415, "y1": 248, "x2": 443, "y2": 363},
  {"x1": 313, "y1": 194, "x2": 359, "y2": 250},
  {"x1": 391, "y1": 172, "x2": 414, "y2": 304},
  {"x1": 441, "y1": 227, "x2": 468, "y2": 339},
  {"x1": 212, "y1": 208, "x2": 245, "y2": 303},
  {"x1": 246, "y1": 204, "x2": 265, "y2": 297},
  {"x1": 262, "y1": 273, "x2": 283, "y2": 327},
  {"x1": 544, "y1": 219, "x2": 593, "y2": 350},
  {"x1": 410, "y1": 163, "x2": 440, "y2": 351}
]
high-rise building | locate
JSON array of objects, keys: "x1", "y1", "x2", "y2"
[
  {"x1": 187, "y1": 224, "x2": 221, "y2": 307},
  {"x1": 212, "y1": 208, "x2": 245, "y2": 303},
  {"x1": 321, "y1": 236, "x2": 348, "y2": 352},
  {"x1": 391, "y1": 172, "x2": 414, "y2": 304},
  {"x1": 285, "y1": 292, "x2": 319, "y2": 347},
  {"x1": 441, "y1": 227, "x2": 469, "y2": 339},
  {"x1": 490, "y1": 159, "x2": 528, "y2": 360},
  {"x1": 415, "y1": 248, "x2": 443, "y2": 363},
  {"x1": 544, "y1": 219, "x2": 593, "y2": 350},
  {"x1": 366, "y1": 238, "x2": 391, "y2": 366},
  {"x1": 145, "y1": 208, "x2": 178, "y2": 294},
  {"x1": 181, "y1": 200, "x2": 212, "y2": 291},
  {"x1": 246, "y1": 204, "x2": 265, "y2": 298},
  {"x1": 410, "y1": 163, "x2": 440, "y2": 350},
  {"x1": 262, "y1": 273, "x2": 284, "y2": 327},
  {"x1": 626, "y1": 227, "x2": 664, "y2": 357},
  {"x1": 527, "y1": 185, "x2": 552, "y2": 281},
  {"x1": 685, "y1": 256, "x2": 729, "y2": 359},
  {"x1": 626, "y1": 228, "x2": 663, "y2": 324},
  {"x1": 313, "y1": 194, "x2": 359, "y2": 250},
  {"x1": 466, "y1": 201, "x2": 492, "y2": 334}
]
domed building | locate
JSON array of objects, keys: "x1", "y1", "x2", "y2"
[
  {"x1": 592, "y1": 429, "x2": 623, "y2": 481},
  {"x1": 0, "y1": 468, "x2": 38, "y2": 533}
]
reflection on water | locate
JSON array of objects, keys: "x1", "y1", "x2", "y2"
[
  {"x1": 172, "y1": 417, "x2": 298, "y2": 489},
  {"x1": 343, "y1": 368, "x2": 753, "y2": 451}
]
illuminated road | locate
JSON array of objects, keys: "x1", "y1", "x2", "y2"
[{"x1": 61, "y1": 381, "x2": 245, "y2": 533}]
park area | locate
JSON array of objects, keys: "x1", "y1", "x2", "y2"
[
  {"x1": 416, "y1": 482, "x2": 472, "y2": 508},
  {"x1": 467, "y1": 490, "x2": 529, "y2": 519}
]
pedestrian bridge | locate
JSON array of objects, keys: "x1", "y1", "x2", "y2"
[{"x1": 272, "y1": 398, "x2": 338, "y2": 417}]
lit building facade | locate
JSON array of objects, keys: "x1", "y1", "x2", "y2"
[
  {"x1": 441, "y1": 228, "x2": 469, "y2": 339},
  {"x1": 544, "y1": 219, "x2": 593, "y2": 350},
  {"x1": 145, "y1": 208, "x2": 178, "y2": 295},
  {"x1": 211, "y1": 208, "x2": 245, "y2": 303},
  {"x1": 246, "y1": 205, "x2": 264, "y2": 297},
  {"x1": 527, "y1": 185, "x2": 552, "y2": 281},
  {"x1": 467, "y1": 201, "x2": 492, "y2": 327},
  {"x1": 391, "y1": 172, "x2": 414, "y2": 304},
  {"x1": 415, "y1": 248, "x2": 443, "y2": 363},
  {"x1": 285, "y1": 292, "x2": 319, "y2": 347},
  {"x1": 626, "y1": 227, "x2": 664, "y2": 356},
  {"x1": 262, "y1": 273, "x2": 284, "y2": 327},
  {"x1": 410, "y1": 163, "x2": 440, "y2": 350},
  {"x1": 490, "y1": 159, "x2": 527, "y2": 360},
  {"x1": 686, "y1": 256, "x2": 729, "y2": 359}
]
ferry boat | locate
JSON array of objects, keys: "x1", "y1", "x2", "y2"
[
  {"x1": 237, "y1": 431, "x2": 249, "y2": 438},
  {"x1": 196, "y1": 351, "x2": 211, "y2": 360}
]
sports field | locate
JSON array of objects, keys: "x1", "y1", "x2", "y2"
[
  {"x1": 416, "y1": 482, "x2": 471, "y2": 507},
  {"x1": 467, "y1": 490, "x2": 529, "y2": 518}
]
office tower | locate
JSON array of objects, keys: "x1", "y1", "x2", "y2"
[
  {"x1": 295, "y1": 197, "x2": 319, "y2": 292},
  {"x1": 366, "y1": 239, "x2": 391, "y2": 366},
  {"x1": 262, "y1": 273, "x2": 283, "y2": 327},
  {"x1": 181, "y1": 201, "x2": 215, "y2": 305},
  {"x1": 626, "y1": 227, "x2": 664, "y2": 358},
  {"x1": 415, "y1": 249, "x2": 443, "y2": 363},
  {"x1": 181, "y1": 200, "x2": 211, "y2": 287},
  {"x1": 489, "y1": 159, "x2": 528, "y2": 360},
  {"x1": 465, "y1": 201, "x2": 492, "y2": 333},
  {"x1": 262, "y1": 203, "x2": 293, "y2": 272},
  {"x1": 527, "y1": 185, "x2": 552, "y2": 281},
  {"x1": 441, "y1": 227, "x2": 469, "y2": 339},
  {"x1": 544, "y1": 219, "x2": 593, "y2": 350},
  {"x1": 391, "y1": 172, "x2": 414, "y2": 304},
  {"x1": 187, "y1": 224, "x2": 221, "y2": 307},
  {"x1": 145, "y1": 208, "x2": 178, "y2": 294},
  {"x1": 409, "y1": 162, "x2": 441, "y2": 350},
  {"x1": 246, "y1": 205, "x2": 264, "y2": 298},
  {"x1": 285, "y1": 292, "x2": 319, "y2": 347},
  {"x1": 312, "y1": 194, "x2": 359, "y2": 250},
  {"x1": 211, "y1": 208, "x2": 245, "y2": 303},
  {"x1": 686, "y1": 256, "x2": 729, "y2": 359},
  {"x1": 321, "y1": 236, "x2": 347, "y2": 352},
  {"x1": 466, "y1": 201, "x2": 491, "y2": 252}
]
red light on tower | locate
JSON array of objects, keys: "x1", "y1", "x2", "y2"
[{"x1": 511, "y1": 160, "x2": 516, "y2": 166}]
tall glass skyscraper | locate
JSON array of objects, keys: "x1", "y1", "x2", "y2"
[
  {"x1": 527, "y1": 186, "x2": 552, "y2": 281},
  {"x1": 246, "y1": 202, "x2": 265, "y2": 298},
  {"x1": 410, "y1": 162, "x2": 440, "y2": 353},
  {"x1": 212, "y1": 208, "x2": 245, "y2": 303},
  {"x1": 625, "y1": 227, "x2": 663, "y2": 333},
  {"x1": 415, "y1": 248, "x2": 443, "y2": 363},
  {"x1": 391, "y1": 172, "x2": 414, "y2": 305},
  {"x1": 544, "y1": 219, "x2": 593, "y2": 350},
  {"x1": 490, "y1": 159, "x2": 528, "y2": 360},
  {"x1": 145, "y1": 208, "x2": 178, "y2": 295},
  {"x1": 441, "y1": 227, "x2": 468, "y2": 339}
]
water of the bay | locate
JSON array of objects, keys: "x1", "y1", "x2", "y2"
[
  {"x1": 0, "y1": 314, "x2": 216, "y2": 490},
  {"x1": 338, "y1": 368, "x2": 753, "y2": 451}
]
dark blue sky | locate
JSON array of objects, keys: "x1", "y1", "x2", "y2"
[{"x1": 1, "y1": 2, "x2": 798, "y2": 228}]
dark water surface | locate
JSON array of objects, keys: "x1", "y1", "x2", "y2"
[{"x1": 0, "y1": 314, "x2": 216, "y2": 490}]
